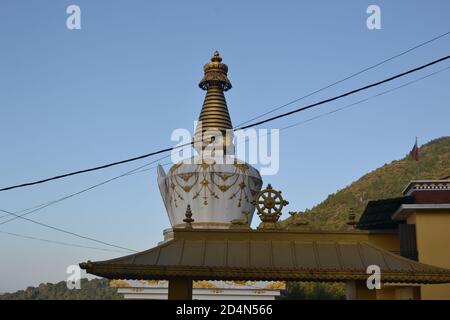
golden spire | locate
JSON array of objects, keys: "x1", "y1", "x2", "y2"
[{"x1": 194, "y1": 51, "x2": 233, "y2": 154}]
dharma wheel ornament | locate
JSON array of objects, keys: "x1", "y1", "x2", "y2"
[{"x1": 252, "y1": 184, "x2": 289, "y2": 230}]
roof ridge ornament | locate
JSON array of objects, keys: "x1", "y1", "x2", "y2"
[
  {"x1": 286, "y1": 211, "x2": 310, "y2": 230},
  {"x1": 183, "y1": 204, "x2": 194, "y2": 229},
  {"x1": 346, "y1": 208, "x2": 357, "y2": 228}
]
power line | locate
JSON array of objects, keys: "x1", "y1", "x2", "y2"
[
  {"x1": 278, "y1": 66, "x2": 450, "y2": 132},
  {"x1": 230, "y1": 66, "x2": 450, "y2": 154},
  {"x1": 0, "y1": 155, "x2": 169, "y2": 226},
  {"x1": 235, "y1": 30, "x2": 450, "y2": 128},
  {"x1": 0, "y1": 229, "x2": 131, "y2": 253},
  {"x1": 0, "y1": 208, "x2": 137, "y2": 252},
  {"x1": 0, "y1": 155, "x2": 175, "y2": 252},
  {"x1": 0, "y1": 54, "x2": 449, "y2": 193},
  {"x1": 235, "y1": 55, "x2": 450, "y2": 130},
  {"x1": 0, "y1": 144, "x2": 184, "y2": 193}
]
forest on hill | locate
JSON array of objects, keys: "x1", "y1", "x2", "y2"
[
  {"x1": 0, "y1": 279, "x2": 122, "y2": 300},
  {"x1": 285, "y1": 136, "x2": 450, "y2": 230}
]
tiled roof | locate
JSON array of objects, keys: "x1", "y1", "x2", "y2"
[{"x1": 356, "y1": 196, "x2": 414, "y2": 230}]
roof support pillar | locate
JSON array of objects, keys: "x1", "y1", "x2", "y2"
[
  {"x1": 354, "y1": 281, "x2": 377, "y2": 300},
  {"x1": 345, "y1": 281, "x2": 356, "y2": 300},
  {"x1": 168, "y1": 278, "x2": 193, "y2": 300}
]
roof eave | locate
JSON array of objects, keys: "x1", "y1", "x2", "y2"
[{"x1": 79, "y1": 263, "x2": 450, "y2": 284}]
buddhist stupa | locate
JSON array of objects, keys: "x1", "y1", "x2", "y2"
[{"x1": 157, "y1": 51, "x2": 263, "y2": 229}]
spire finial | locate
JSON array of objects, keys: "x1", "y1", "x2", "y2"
[
  {"x1": 198, "y1": 51, "x2": 231, "y2": 91},
  {"x1": 211, "y1": 51, "x2": 222, "y2": 62}
]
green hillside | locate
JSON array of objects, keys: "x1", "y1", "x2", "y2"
[
  {"x1": 291, "y1": 136, "x2": 450, "y2": 230},
  {"x1": 0, "y1": 279, "x2": 122, "y2": 300}
]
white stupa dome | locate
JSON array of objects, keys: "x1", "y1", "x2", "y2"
[{"x1": 157, "y1": 51, "x2": 263, "y2": 229}]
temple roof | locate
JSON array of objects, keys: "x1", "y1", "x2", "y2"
[
  {"x1": 356, "y1": 196, "x2": 414, "y2": 230},
  {"x1": 80, "y1": 228, "x2": 450, "y2": 284}
]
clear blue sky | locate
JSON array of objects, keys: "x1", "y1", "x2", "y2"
[{"x1": 0, "y1": 0, "x2": 449, "y2": 292}]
